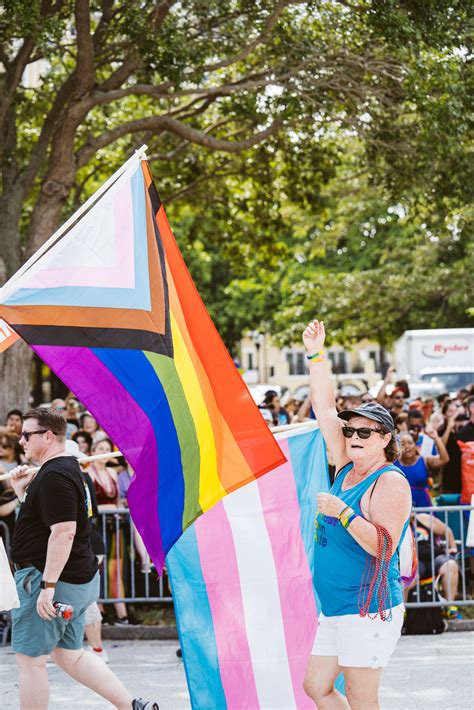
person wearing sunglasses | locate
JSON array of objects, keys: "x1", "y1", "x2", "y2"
[
  {"x1": 8, "y1": 407, "x2": 159, "y2": 710},
  {"x1": 302, "y1": 320, "x2": 412, "y2": 710}
]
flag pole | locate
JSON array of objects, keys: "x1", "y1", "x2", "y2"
[
  {"x1": 0, "y1": 145, "x2": 148, "y2": 301},
  {"x1": 0, "y1": 449, "x2": 124, "y2": 481},
  {"x1": 270, "y1": 421, "x2": 317, "y2": 434}
]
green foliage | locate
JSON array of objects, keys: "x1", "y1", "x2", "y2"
[{"x1": 0, "y1": 0, "x2": 472, "y2": 352}]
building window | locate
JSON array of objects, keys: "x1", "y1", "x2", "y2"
[
  {"x1": 286, "y1": 352, "x2": 294, "y2": 375},
  {"x1": 296, "y1": 352, "x2": 305, "y2": 375},
  {"x1": 328, "y1": 351, "x2": 347, "y2": 374},
  {"x1": 247, "y1": 352, "x2": 254, "y2": 370},
  {"x1": 368, "y1": 350, "x2": 378, "y2": 370},
  {"x1": 286, "y1": 351, "x2": 306, "y2": 376}
]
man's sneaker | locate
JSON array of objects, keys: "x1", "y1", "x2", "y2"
[
  {"x1": 132, "y1": 699, "x2": 159, "y2": 710},
  {"x1": 115, "y1": 616, "x2": 130, "y2": 626},
  {"x1": 115, "y1": 614, "x2": 140, "y2": 625},
  {"x1": 85, "y1": 645, "x2": 109, "y2": 663}
]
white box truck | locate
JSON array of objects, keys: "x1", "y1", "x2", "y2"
[{"x1": 394, "y1": 328, "x2": 474, "y2": 395}]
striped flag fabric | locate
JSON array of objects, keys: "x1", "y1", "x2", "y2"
[
  {"x1": 0, "y1": 147, "x2": 285, "y2": 571},
  {"x1": 168, "y1": 426, "x2": 344, "y2": 709},
  {"x1": 0, "y1": 318, "x2": 20, "y2": 353}
]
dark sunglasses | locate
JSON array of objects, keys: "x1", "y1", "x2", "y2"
[
  {"x1": 20, "y1": 429, "x2": 56, "y2": 442},
  {"x1": 342, "y1": 426, "x2": 385, "y2": 439}
]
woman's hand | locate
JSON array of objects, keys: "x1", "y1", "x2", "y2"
[
  {"x1": 424, "y1": 424, "x2": 439, "y2": 439},
  {"x1": 317, "y1": 493, "x2": 347, "y2": 519},
  {"x1": 303, "y1": 320, "x2": 326, "y2": 355}
]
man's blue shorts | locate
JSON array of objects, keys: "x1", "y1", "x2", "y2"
[{"x1": 12, "y1": 566, "x2": 100, "y2": 657}]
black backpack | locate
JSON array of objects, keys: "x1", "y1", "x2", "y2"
[{"x1": 403, "y1": 581, "x2": 446, "y2": 635}]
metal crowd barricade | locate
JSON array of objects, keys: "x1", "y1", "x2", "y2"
[
  {"x1": 406, "y1": 504, "x2": 474, "y2": 608},
  {"x1": 96, "y1": 508, "x2": 172, "y2": 604},
  {"x1": 0, "y1": 520, "x2": 12, "y2": 646}
]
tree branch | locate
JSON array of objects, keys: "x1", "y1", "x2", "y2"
[
  {"x1": 92, "y1": 0, "x2": 115, "y2": 52},
  {"x1": 183, "y1": 0, "x2": 302, "y2": 76},
  {"x1": 164, "y1": 169, "x2": 246, "y2": 203},
  {"x1": 76, "y1": 116, "x2": 283, "y2": 167},
  {"x1": 98, "y1": 0, "x2": 178, "y2": 92},
  {"x1": 74, "y1": 0, "x2": 95, "y2": 90}
]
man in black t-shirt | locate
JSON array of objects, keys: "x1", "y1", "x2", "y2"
[{"x1": 10, "y1": 407, "x2": 158, "y2": 710}]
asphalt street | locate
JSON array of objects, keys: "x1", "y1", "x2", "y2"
[{"x1": 0, "y1": 633, "x2": 473, "y2": 709}]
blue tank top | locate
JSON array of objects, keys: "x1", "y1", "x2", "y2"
[
  {"x1": 313, "y1": 462, "x2": 409, "y2": 617},
  {"x1": 395, "y1": 457, "x2": 432, "y2": 507}
]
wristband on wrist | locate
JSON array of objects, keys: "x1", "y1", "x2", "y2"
[
  {"x1": 306, "y1": 350, "x2": 324, "y2": 362},
  {"x1": 338, "y1": 505, "x2": 351, "y2": 520},
  {"x1": 341, "y1": 512, "x2": 358, "y2": 529}
]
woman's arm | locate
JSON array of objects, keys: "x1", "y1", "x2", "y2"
[
  {"x1": 0, "y1": 498, "x2": 19, "y2": 517},
  {"x1": 424, "y1": 424, "x2": 449, "y2": 470},
  {"x1": 317, "y1": 473, "x2": 412, "y2": 556},
  {"x1": 439, "y1": 415, "x2": 455, "y2": 446},
  {"x1": 303, "y1": 320, "x2": 348, "y2": 472},
  {"x1": 416, "y1": 513, "x2": 457, "y2": 552},
  {"x1": 375, "y1": 366, "x2": 396, "y2": 405},
  {"x1": 293, "y1": 396, "x2": 311, "y2": 423}
]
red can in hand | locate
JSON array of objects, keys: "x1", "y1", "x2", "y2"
[{"x1": 53, "y1": 602, "x2": 74, "y2": 620}]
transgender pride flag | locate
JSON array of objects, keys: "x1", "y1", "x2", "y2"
[{"x1": 168, "y1": 426, "x2": 344, "y2": 709}]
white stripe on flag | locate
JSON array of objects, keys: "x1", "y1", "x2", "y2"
[{"x1": 222, "y1": 482, "x2": 296, "y2": 709}]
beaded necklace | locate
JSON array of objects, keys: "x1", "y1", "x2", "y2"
[{"x1": 358, "y1": 522, "x2": 393, "y2": 621}]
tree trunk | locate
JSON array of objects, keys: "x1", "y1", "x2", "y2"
[{"x1": 0, "y1": 340, "x2": 33, "y2": 421}]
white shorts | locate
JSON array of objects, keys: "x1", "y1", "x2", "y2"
[
  {"x1": 84, "y1": 601, "x2": 102, "y2": 626},
  {"x1": 311, "y1": 604, "x2": 404, "y2": 668}
]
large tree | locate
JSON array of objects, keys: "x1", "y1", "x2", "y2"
[{"x1": 0, "y1": 0, "x2": 471, "y2": 414}]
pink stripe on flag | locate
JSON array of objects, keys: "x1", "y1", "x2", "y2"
[
  {"x1": 195, "y1": 503, "x2": 260, "y2": 709},
  {"x1": 257, "y1": 439, "x2": 318, "y2": 709}
]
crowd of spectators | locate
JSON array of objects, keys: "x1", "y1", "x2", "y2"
[
  {"x1": 258, "y1": 372, "x2": 474, "y2": 502},
  {"x1": 1, "y1": 375, "x2": 473, "y2": 634}
]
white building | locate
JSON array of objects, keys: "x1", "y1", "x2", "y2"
[{"x1": 240, "y1": 333, "x2": 384, "y2": 398}]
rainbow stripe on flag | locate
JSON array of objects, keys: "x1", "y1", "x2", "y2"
[
  {"x1": 168, "y1": 427, "x2": 345, "y2": 709},
  {"x1": 0, "y1": 149, "x2": 285, "y2": 570}
]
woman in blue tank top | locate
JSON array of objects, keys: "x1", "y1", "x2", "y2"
[
  {"x1": 396, "y1": 430, "x2": 449, "y2": 507},
  {"x1": 302, "y1": 319, "x2": 412, "y2": 710}
]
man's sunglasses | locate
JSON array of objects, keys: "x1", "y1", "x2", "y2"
[
  {"x1": 20, "y1": 429, "x2": 56, "y2": 442},
  {"x1": 342, "y1": 426, "x2": 386, "y2": 439}
]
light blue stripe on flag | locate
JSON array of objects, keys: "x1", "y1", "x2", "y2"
[
  {"x1": 287, "y1": 428, "x2": 345, "y2": 696},
  {"x1": 287, "y1": 429, "x2": 329, "y2": 579},
  {"x1": 167, "y1": 525, "x2": 227, "y2": 709}
]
